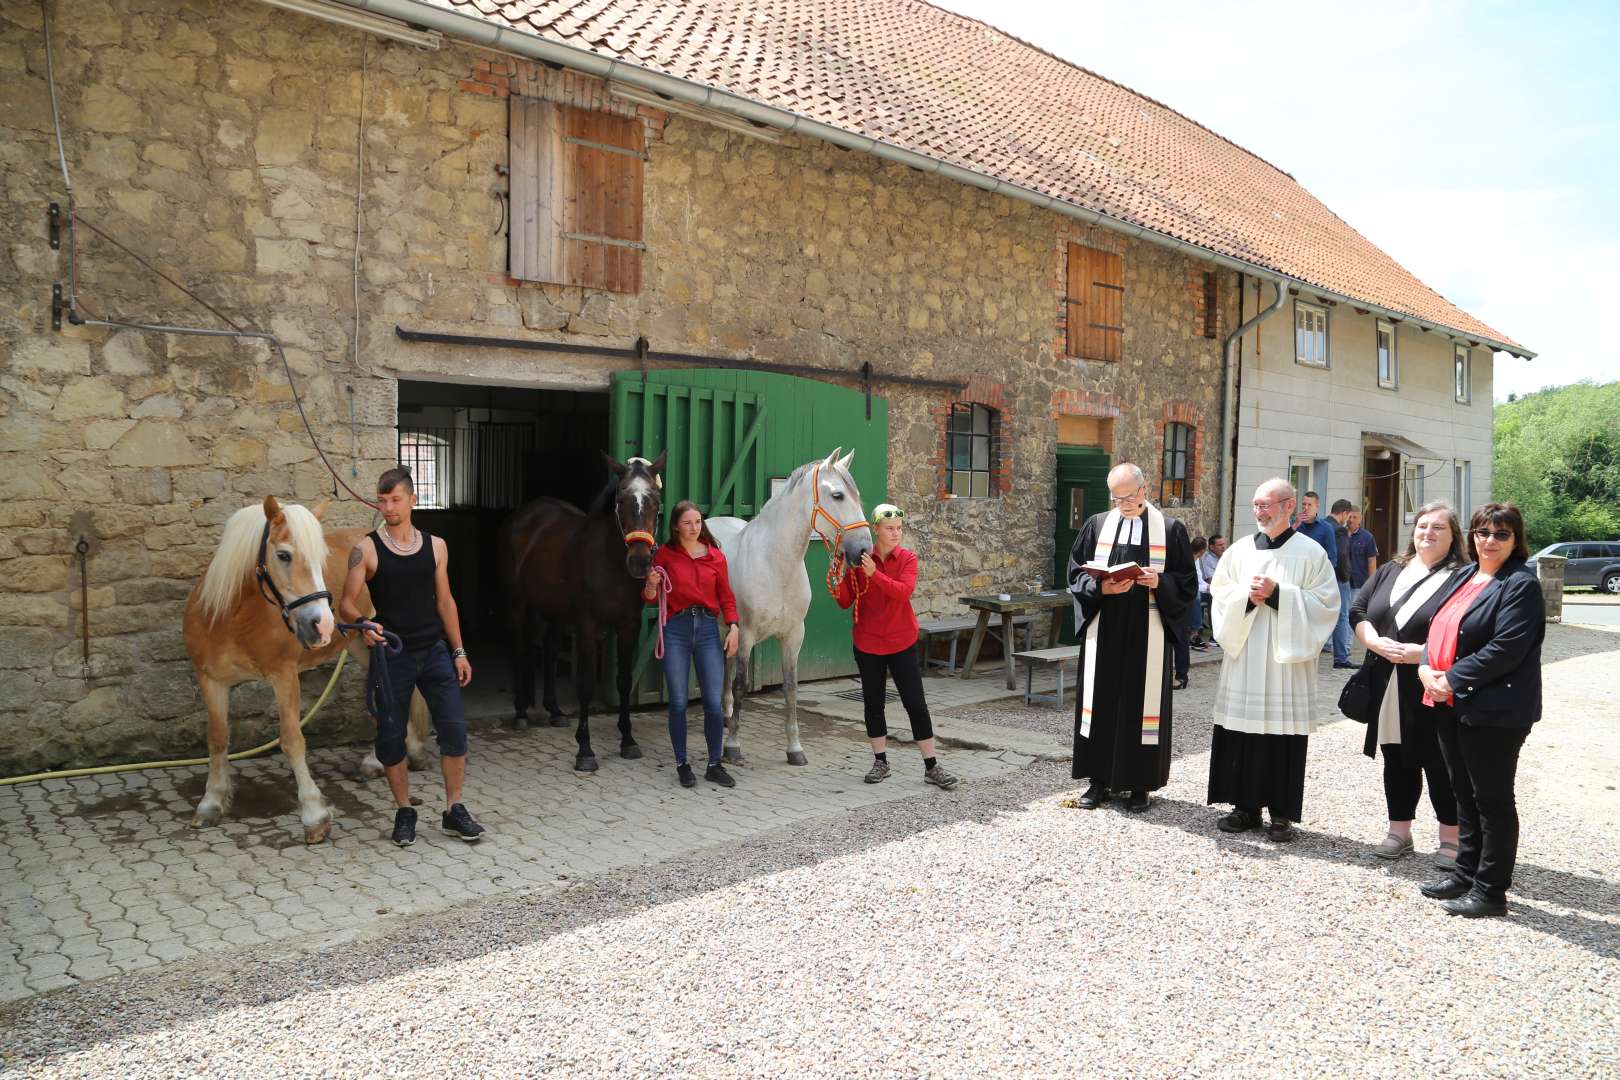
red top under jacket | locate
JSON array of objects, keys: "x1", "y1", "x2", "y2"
[
  {"x1": 648, "y1": 543, "x2": 739, "y2": 625},
  {"x1": 1422, "y1": 574, "x2": 1492, "y2": 706},
  {"x1": 836, "y1": 545, "x2": 920, "y2": 655}
]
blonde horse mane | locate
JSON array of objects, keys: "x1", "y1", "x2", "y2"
[{"x1": 197, "y1": 502, "x2": 329, "y2": 624}]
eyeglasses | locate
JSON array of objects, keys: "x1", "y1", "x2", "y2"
[
  {"x1": 1109, "y1": 487, "x2": 1146, "y2": 505},
  {"x1": 1472, "y1": 529, "x2": 1514, "y2": 543},
  {"x1": 1251, "y1": 498, "x2": 1293, "y2": 511},
  {"x1": 873, "y1": 508, "x2": 905, "y2": 522}
]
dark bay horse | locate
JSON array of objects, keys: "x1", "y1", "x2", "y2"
[{"x1": 498, "y1": 452, "x2": 666, "y2": 772}]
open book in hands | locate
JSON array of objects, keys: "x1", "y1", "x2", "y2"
[{"x1": 1078, "y1": 560, "x2": 1146, "y2": 583}]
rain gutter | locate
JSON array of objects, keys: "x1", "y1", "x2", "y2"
[{"x1": 1217, "y1": 275, "x2": 1287, "y2": 537}]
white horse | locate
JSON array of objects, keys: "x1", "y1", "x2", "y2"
[{"x1": 708, "y1": 448, "x2": 873, "y2": 766}]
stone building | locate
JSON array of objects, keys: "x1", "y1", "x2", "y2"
[{"x1": 0, "y1": 0, "x2": 1526, "y2": 771}]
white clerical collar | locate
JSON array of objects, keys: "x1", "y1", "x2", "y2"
[{"x1": 1113, "y1": 515, "x2": 1144, "y2": 546}]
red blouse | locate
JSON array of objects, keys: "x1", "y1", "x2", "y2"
[
  {"x1": 1422, "y1": 575, "x2": 1492, "y2": 706},
  {"x1": 836, "y1": 546, "x2": 920, "y2": 655},
  {"x1": 648, "y1": 543, "x2": 739, "y2": 625}
]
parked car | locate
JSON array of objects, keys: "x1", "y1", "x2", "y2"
[{"x1": 1527, "y1": 541, "x2": 1620, "y2": 593}]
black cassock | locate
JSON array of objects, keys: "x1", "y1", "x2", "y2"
[{"x1": 1067, "y1": 511, "x2": 1196, "y2": 792}]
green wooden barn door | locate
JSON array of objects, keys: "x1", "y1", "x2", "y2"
[
  {"x1": 1054, "y1": 446, "x2": 1112, "y2": 644},
  {"x1": 610, "y1": 369, "x2": 888, "y2": 697}
]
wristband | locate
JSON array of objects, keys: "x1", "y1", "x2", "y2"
[{"x1": 451, "y1": 647, "x2": 468, "y2": 659}]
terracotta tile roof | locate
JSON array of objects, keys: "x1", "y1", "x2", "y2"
[{"x1": 431, "y1": 0, "x2": 1525, "y2": 352}]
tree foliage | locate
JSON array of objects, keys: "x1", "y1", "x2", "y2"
[{"x1": 1494, "y1": 381, "x2": 1620, "y2": 548}]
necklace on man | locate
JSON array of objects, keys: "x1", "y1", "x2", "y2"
[{"x1": 383, "y1": 527, "x2": 420, "y2": 554}]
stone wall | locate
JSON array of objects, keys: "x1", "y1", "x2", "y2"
[{"x1": 0, "y1": 0, "x2": 1232, "y2": 771}]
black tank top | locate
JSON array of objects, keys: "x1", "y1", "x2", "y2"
[{"x1": 369, "y1": 529, "x2": 444, "y2": 653}]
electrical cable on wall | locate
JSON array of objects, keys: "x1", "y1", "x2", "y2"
[{"x1": 38, "y1": 0, "x2": 379, "y2": 512}]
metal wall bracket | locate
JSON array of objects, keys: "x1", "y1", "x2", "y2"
[
  {"x1": 51, "y1": 284, "x2": 64, "y2": 331},
  {"x1": 48, "y1": 203, "x2": 61, "y2": 249}
]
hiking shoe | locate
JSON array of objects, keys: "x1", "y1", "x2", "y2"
[
  {"x1": 864, "y1": 759, "x2": 892, "y2": 784},
  {"x1": 441, "y1": 803, "x2": 485, "y2": 842},
  {"x1": 677, "y1": 763, "x2": 697, "y2": 788},
  {"x1": 924, "y1": 763, "x2": 959, "y2": 790},
  {"x1": 704, "y1": 764, "x2": 736, "y2": 788},
  {"x1": 391, "y1": 806, "x2": 417, "y2": 847}
]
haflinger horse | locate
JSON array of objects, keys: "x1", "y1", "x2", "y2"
[
  {"x1": 498, "y1": 452, "x2": 666, "y2": 772},
  {"x1": 181, "y1": 496, "x2": 427, "y2": 844},
  {"x1": 709, "y1": 448, "x2": 873, "y2": 766}
]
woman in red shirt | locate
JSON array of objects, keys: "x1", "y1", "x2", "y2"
[
  {"x1": 836, "y1": 504, "x2": 959, "y2": 790},
  {"x1": 643, "y1": 501, "x2": 741, "y2": 790}
]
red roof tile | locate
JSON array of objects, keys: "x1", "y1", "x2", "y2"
[{"x1": 429, "y1": 0, "x2": 1524, "y2": 351}]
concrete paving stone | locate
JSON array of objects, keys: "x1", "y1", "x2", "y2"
[
  {"x1": 92, "y1": 919, "x2": 138, "y2": 943},
  {"x1": 111, "y1": 954, "x2": 160, "y2": 974},
  {"x1": 80, "y1": 904, "x2": 128, "y2": 926},
  {"x1": 167, "y1": 905, "x2": 207, "y2": 929},
  {"x1": 145, "y1": 939, "x2": 197, "y2": 964},
  {"x1": 103, "y1": 938, "x2": 152, "y2": 964},
  {"x1": 21, "y1": 953, "x2": 71, "y2": 978},
  {"x1": 24, "y1": 972, "x2": 79, "y2": 994},
  {"x1": 58, "y1": 934, "x2": 110, "y2": 961}
]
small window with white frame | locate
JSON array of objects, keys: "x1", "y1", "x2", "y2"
[
  {"x1": 1294, "y1": 301, "x2": 1329, "y2": 368},
  {"x1": 1453, "y1": 459, "x2": 1470, "y2": 513},
  {"x1": 1402, "y1": 461, "x2": 1425, "y2": 523},
  {"x1": 1454, "y1": 345, "x2": 1472, "y2": 403},
  {"x1": 1376, "y1": 320, "x2": 1397, "y2": 389}
]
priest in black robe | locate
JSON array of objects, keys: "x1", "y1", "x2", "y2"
[{"x1": 1066, "y1": 463, "x2": 1197, "y2": 812}]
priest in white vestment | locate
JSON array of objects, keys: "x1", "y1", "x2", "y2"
[{"x1": 1207, "y1": 478, "x2": 1341, "y2": 840}]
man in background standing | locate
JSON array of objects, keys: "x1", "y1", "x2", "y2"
[
  {"x1": 1294, "y1": 492, "x2": 1349, "y2": 668},
  {"x1": 1327, "y1": 498, "x2": 1356, "y2": 669},
  {"x1": 1345, "y1": 507, "x2": 1379, "y2": 592}
]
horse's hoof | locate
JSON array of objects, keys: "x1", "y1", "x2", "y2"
[
  {"x1": 786, "y1": 750, "x2": 809, "y2": 767},
  {"x1": 549, "y1": 715, "x2": 570, "y2": 729},
  {"x1": 620, "y1": 744, "x2": 643, "y2": 760},
  {"x1": 511, "y1": 714, "x2": 530, "y2": 731},
  {"x1": 303, "y1": 819, "x2": 332, "y2": 845},
  {"x1": 359, "y1": 761, "x2": 384, "y2": 780},
  {"x1": 575, "y1": 755, "x2": 599, "y2": 773},
  {"x1": 722, "y1": 751, "x2": 748, "y2": 768},
  {"x1": 406, "y1": 755, "x2": 428, "y2": 772},
  {"x1": 191, "y1": 807, "x2": 222, "y2": 828}
]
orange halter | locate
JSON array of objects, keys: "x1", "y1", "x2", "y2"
[
  {"x1": 622, "y1": 530, "x2": 658, "y2": 547},
  {"x1": 811, "y1": 461, "x2": 872, "y2": 622}
]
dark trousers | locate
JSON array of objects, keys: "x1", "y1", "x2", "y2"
[
  {"x1": 374, "y1": 640, "x2": 467, "y2": 767},
  {"x1": 660, "y1": 609, "x2": 726, "y2": 766},
  {"x1": 1435, "y1": 713, "x2": 1529, "y2": 902},
  {"x1": 1382, "y1": 745, "x2": 1459, "y2": 825},
  {"x1": 853, "y1": 643, "x2": 933, "y2": 742}
]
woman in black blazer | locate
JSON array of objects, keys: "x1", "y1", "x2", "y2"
[
  {"x1": 1349, "y1": 501, "x2": 1466, "y2": 867},
  {"x1": 1416, "y1": 502, "x2": 1545, "y2": 918}
]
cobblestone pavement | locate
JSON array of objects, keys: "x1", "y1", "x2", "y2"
[{"x1": 0, "y1": 703, "x2": 1028, "y2": 1003}]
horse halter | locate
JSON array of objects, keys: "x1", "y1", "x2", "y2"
[
  {"x1": 622, "y1": 529, "x2": 657, "y2": 548},
  {"x1": 254, "y1": 520, "x2": 332, "y2": 635},
  {"x1": 809, "y1": 461, "x2": 870, "y2": 550}
]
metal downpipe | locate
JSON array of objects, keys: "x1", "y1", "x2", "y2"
[{"x1": 1217, "y1": 276, "x2": 1286, "y2": 537}]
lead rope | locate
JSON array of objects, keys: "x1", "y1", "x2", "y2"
[
  {"x1": 651, "y1": 573, "x2": 674, "y2": 660},
  {"x1": 826, "y1": 551, "x2": 869, "y2": 624},
  {"x1": 336, "y1": 622, "x2": 404, "y2": 728}
]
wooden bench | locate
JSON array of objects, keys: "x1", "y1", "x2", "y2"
[
  {"x1": 918, "y1": 614, "x2": 1035, "y2": 673},
  {"x1": 1013, "y1": 646, "x2": 1079, "y2": 707}
]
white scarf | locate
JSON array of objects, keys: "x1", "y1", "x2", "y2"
[{"x1": 1080, "y1": 502, "x2": 1168, "y2": 746}]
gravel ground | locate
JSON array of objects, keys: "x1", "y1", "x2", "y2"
[{"x1": 3, "y1": 625, "x2": 1616, "y2": 1079}]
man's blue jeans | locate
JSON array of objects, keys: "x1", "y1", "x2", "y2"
[
  {"x1": 660, "y1": 609, "x2": 727, "y2": 767},
  {"x1": 1332, "y1": 581, "x2": 1353, "y2": 664}
]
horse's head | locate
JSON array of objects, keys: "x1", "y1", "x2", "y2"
[
  {"x1": 605, "y1": 450, "x2": 666, "y2": 579},
  {"x1": 811, "y1": 447, "x2": 873, "y2": 565},
  {"x1": 257, "y1": 496, "x2": 336, "y2": 648}
]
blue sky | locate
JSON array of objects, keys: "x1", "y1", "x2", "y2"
[{"x1": 933, "y1": 0, "x2": 1620, "y2": 400}]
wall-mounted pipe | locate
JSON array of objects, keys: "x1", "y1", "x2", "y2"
[
  {"x1": 1217, "y1": 276, "x2": 1286, "y2": 537},
  {"x1": 347, "y1": 0, "x2": 1534, "y2": 361}
]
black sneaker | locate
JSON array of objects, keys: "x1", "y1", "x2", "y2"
[
  {"x1": 677, "y1": 763, "x2": 697, "y2": 788},
  {"x1": 704, "y1": 764, "x2": 736, "y2": 788},
  {"x1": 391, "y1": 806, "x2": 417, "y2": 847},
  {"x1": 441, "y1": 803, "x2": 485, "y2": 842}
]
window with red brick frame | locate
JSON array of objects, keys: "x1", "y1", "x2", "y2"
[{"x1": 1161, "y1": 422, "x2": 1193, "y2": 504}]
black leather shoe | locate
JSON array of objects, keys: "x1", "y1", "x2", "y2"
[
  {"x1": 1171, "y1": 676, "x2": 1189, "y2": 690},
  {"x1": 1124, "y1": 791, "x2": 1151, "y2": 813},
  {"x1": 1441, "y1": 891, "x2": 1507, "y2": 918},
  {"x1": 1077, "y1": 782, "x2": 1110, "y2": 809},
  {"x1": 1216, "y1": 807, "x2": 1263, "y2": 833},
  {"x1": 1420, "y1": 875, "x2": 1471, "y2": 900},
  {"x1": 1266, "y1": 818, "x2": 1298, "y2": 842}
]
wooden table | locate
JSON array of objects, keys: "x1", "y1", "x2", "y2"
[{"x1": 957, "y1": 592, "x2": 1071, "y2": 690}]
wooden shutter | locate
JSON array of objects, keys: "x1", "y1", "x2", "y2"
[
  {"x1": 1065, "y1": 243, "x2": 1123, "y2": 362},
  {"x1": 509, "y1": 97, "x2": 645, "y2": 293}
]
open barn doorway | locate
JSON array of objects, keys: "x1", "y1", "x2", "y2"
[{"x1": 396, "y1": 378, "x2": 610, "y2": 718}]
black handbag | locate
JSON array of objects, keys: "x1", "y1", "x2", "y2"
[{"x1": 1337, "y1": 661, "x2": 1380, "y2": 724}]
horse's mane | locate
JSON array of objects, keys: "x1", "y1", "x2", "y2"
[{"x1": 197, "y1": 503, "x2": 328, "y2": 624}]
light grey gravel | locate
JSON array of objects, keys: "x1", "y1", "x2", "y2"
[{"x1": 2, "y1": 625, "x2": 1616, "y2": 1079}]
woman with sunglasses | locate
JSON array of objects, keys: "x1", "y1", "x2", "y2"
[
  {"x1": 1415, "y1": 503, "x2": 1545, "y2": 918},
  {"x1": 836, "y1": 503, "x2": 960, "y2": 791}
]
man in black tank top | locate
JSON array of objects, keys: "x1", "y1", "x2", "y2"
[{"x1": 339, "y1": 467, "x2": 484, "y2": 847}]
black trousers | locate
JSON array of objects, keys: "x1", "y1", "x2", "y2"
[
  {"x1": 1434, "y1": 713, "x2": 1529, "y2": 902},
  {"x1": 1382, "y1": 744, "x2": 1459, "y2": 825},
  {"x1": 853, "y1": 643, "x2": 933, "y2": 742}
]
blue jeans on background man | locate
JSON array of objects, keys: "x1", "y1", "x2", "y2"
[
  {"x1": 660, "y1": 608, "x2": 727, "y2": 767},
  {"x1": 1332, "y1": 581, "x2": 1353, "y2": 664}
]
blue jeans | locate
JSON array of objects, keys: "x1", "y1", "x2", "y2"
[
  {"x1": 660, "y1": 609, "x2": 726, "y2": 767},
  {"x1": 373, "y1": 640, "x2": 467, "y2": 767},
  {"x1": 1332, "y1": 581, "x2": 1353, "y2": 663}
]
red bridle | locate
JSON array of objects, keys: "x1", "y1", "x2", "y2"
[{"x1": 811, "y1": 461, "x2": 873, "y2": 622}]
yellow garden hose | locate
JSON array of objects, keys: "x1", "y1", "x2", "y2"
[{"x1": 0, "y1": 651, "x2": 349, "y2": 787}]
